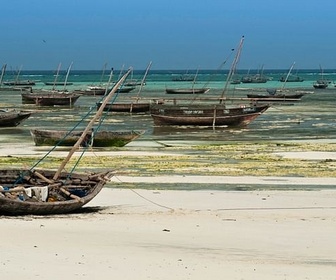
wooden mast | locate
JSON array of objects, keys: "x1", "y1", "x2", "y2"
[
  {"x1": 220, "y1": 36, "x2": 244, "y2": 103},
  {"x1": 53, "y1": 68, "x2": 132, "y2": 180}
]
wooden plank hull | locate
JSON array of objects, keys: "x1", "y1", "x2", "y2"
[
  {"x1": 30, "y1": 129, "x2": 145, "y2": 147},
  {"x1": 0, "y1": 110, "x2": 31, "y2": 127},
  {"x1": 165, "y1": 88, "x2": 210, "y2": 94},
  {"x1": 150, "y1": 104, "x2": 269, "y2": 127},
  {"x1": 0, "y1": 169, "x2": 110, "y2": 215},
  {"x1": 247, "y1": 93, "x2": 305, "y2": 101},
  {"x1": 97, "y1": 102, "x2": 151, "y2": 113},
  {"x1": 22, "y1": 92, "x2": 81, "y2": 106}
]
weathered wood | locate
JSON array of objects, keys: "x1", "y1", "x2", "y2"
[{"x1": 53, "y1": 69, "x2": 132, "y2": 180}]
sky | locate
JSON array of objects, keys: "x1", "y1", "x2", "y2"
[{"x1": 1, "y1": 0, "x2": 336, "y2": 70}]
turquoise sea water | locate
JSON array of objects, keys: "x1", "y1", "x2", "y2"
[{"x1": 0, "y1": 69, "x2": 336, "y2": 145}]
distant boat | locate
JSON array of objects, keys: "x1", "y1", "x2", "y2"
[
  {"x1": 30, "y1": 129, "x2": 145, "y2": 147},
  {"x1": 165, "y1": 88, "x2": 210, "y2": 94},
  {"x1": 313, "y1": 80, "x2": 328, "y2": 89},
  {"x1": 313, "y1": 65, "x2": 329, "y2": 89},
  {"x1": 96, "y1": 101, "x2": 151, "y2": 113},
  {"x1": 247, "y1": 90, "x2": 309, "y2": 102},
  {"x1": 166, "y1": 68, "x2": 210, "y2": 94},
  {"x1": 2, "y1": 65, "x2": 36, "y2": 87},
  {"x1": 241, "y1": 74, "x2": 268, "y2": 83},
  {"x1": 0, "y1": 109, "x2": 31, "y2": 127},
  {"x1": 279, "y1": 75, "x2": 304, "y2": 82},
  {"x1": 171, "y1": 73, "x2": 194, "y2": 81},
  {"x1": 44, "y1": 62, "x2": 73, "y2": 87},
  {"x1": 44, "y1": 81, "x2": 73, "y2": 86},
  {"x1": 98, "y1": 62, "x2": 153, "y2": 113}
]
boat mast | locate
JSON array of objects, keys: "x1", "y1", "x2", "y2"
[
  {"x1": 281, "y1": 61, "x2": 295, "y2": 91},
  {"x1": 220, "y1": 36, "x2": 245, "y2": 103},
  {"x1": 0, "y1": 64, "x2": 7, "y2": 87},
  {"x1": 53, "y1": 68, "x2": 132, "y2": 180},
  {"x1": 135, "y1": 61, "x2": 152, "y2": 99},
  {"x1": 52, "y1": 62, "x2": 62, "y2": 90},
  {"x1": 63, "y1": 62, "x2": 73, "y2": 91}
]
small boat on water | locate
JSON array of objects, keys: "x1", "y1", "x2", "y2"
[
  {"x1": 0, "y1": 109, "x2": 32, "y2": 127},
  {"x1": 21, "y1": 91, "x2": 81, "y2": 106},
  {"x1": 30, "y1": 129, "x2": 145, "y2": 147},
  {"x1": 0, "y1": 69, "x2": 133, "y2": 215}
]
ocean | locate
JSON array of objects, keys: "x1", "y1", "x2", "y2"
[{"x1": 0, "y1": 69, "x2": 336, "y2": 145}]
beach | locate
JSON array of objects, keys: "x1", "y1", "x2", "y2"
[{"x1": 1, "y1": 185, "x2": 336, "y2": 279}]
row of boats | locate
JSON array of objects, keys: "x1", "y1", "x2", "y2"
[{"x1": 0, "y1": 37, "x2": 316, "y2": 216}]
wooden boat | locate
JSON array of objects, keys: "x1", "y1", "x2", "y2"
[
  {"x1": 313, "y1": 80, "x2": 328, "y2": 89},
  {"x1": 30, "y1": 129, "x2": 145, "y2": 147},
  {"x1": 246, "y1": 90, "x2": 308, "y2": 101},
  {"x1": 313, "y1": 65, "x2": 329, "y2": 89},
  {"x1": 0, "y1": 69, "x2": 132, "y2": 215},
  {"x1": 21, "y1": 91, "x2": 81, "y2": 106},
  {"x1": 165, "y1": 88, "x2": 210, "y2": 94},
  {"x1": 0, "y1": 109, "x2": 31, "y2": 127},
  {"x1": 97, "y1": 62, "x2": 153, "y2": 113},
  {"x1": 279, "y1": 76, "x2": 304, "y2": 82},
  {"x1": 151, "y1": 37, "x2": 270, "y2": 127},
  {"x1": 0, "y1": 169, "x2": 111, "y2": 215},
  {"x1": 171, "y1": 73, "x2": 194, "y2": 81},
  {"x1": 97, "y1": 101, "x2": 151, "y2": 113},
  {"x1": 151, "y1": 103, "x2": 269, "y2": 127},
  {"x1": 44, "y1": 81, "x2": 73, "y2": 86}
]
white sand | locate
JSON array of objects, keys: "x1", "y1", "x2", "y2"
[{"x1": 1, "y1": 188, "x2": 336, "y2": 280}]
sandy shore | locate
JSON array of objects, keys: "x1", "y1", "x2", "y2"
[{"x1": 1, "y1": 188, "x2": 336, "y2": 279}]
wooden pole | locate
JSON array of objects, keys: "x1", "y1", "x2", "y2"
[{"x1": 52, "y1": 68, "x2": 133, "y2": 180}]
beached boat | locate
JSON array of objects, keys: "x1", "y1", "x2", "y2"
[
  {"x1": 313, "y1": 65, "x2": 329, "y2": 89},
  {"x1": 21, "y1": 92, "x2": 81, "y2": 106},
  {"x1": 30, "y1": 129, "x2": 145, "y2": 147},
  {"x1": 171, "y1": 73, "x2": 194, "y2": 81},
  {"x1": 0, "y1": 69, "x2": 132, "y2": 215},
  {"x1": 0, "y1": 109, "x2": 32, "y2": 127},
  {"x1": 313, "y1": 80, "x2": 328, "y2": 89},
  {"x1": 2, "y1": 65, "x2": 36, "y2": 87},
  {"x1": 97, "y1": 101, "x2": 151, "y2": 113},
  {"x1": 44, "y1": 81, "x2": 73, "y2": 86},
  {"x1": 97, "y1": 62, "x2": 153, "y2": 113},
  {"x1": 0, "y1": 169, "x2": 111, "y2": 215},
  {"x1": 151, "y1": 103, "x2": 269, "y2": 126},
  {"x1": 165, "y1": 88, "x2": 210, "y2": 94},
  {"x1": 246, "y1": 91, "x2": 307, "y2": 101},
  {"x1": 279, "y1": 76, "x2": 304, "y2": 82},
  {"x1": 151, "y1": 37, "x2": 270, "y2": 127}
]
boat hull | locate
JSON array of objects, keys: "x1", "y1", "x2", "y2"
[
  {"x1": 22, "y1": 93, "x2": 81, "y2": 106},
  {"x1": 150, "y1": 104, "x2": 269, "y2": 127},
  {"x1": 30, "y1": 129, "x2": 145, "y2": 147},
  {"x1": 97, "y1": 102, "x2": 151, "y2": 113},
  {"x1": 165, "y1": 88, "x2": 210, "y2": 94},
  {"x1": 0, "y1": 110, "x2": 31, "y2": 127},
  {"x1": 0, "y1": 169, "x2": 110, "y2": 215}
]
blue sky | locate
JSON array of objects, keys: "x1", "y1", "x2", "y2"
[{"x1": 1, "y1": 0, "x2": 336, "y2": 70}]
